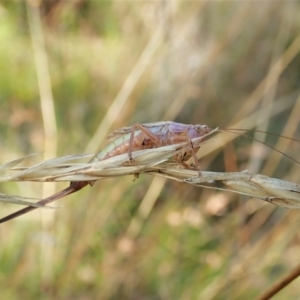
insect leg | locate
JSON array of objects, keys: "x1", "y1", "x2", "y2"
[
  {"x1": 128, "y1": 123, "x2": 161, "y2": 162},
  {"x1": 171, "y1": 132, "x2": 202, "y2": 175}
]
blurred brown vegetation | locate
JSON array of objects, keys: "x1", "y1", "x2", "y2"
[{"x1": 1, "y1": 1, "x2": 300, "y2": 299}]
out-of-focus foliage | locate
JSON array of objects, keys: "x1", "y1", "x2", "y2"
[{"x1": 1, "y1": 1, "x2": 300, "y2": 299}]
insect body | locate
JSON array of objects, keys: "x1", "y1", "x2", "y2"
[
  {"x1": 0, "y1": 122, "x2": 211, "y2": 223},
  {"x1": 102, "y1": 122, "x2": 211, "y2": 165}
]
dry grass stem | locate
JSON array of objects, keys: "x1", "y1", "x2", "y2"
[{"x1": 1, "y1": 134, "x2": 300, "y2": 209}]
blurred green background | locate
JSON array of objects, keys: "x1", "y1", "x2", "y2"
[{"x1": 1, "y1": 1, "x2": 300, "y2": 299}]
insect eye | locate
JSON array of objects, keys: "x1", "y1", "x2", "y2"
[{"x1": 194, "y1": 125, "x2": 210, "y2": 133}]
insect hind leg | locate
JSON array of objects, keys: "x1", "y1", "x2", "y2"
[{"x1": 128, "y1": 123, "x2": 161, "y2": 162}]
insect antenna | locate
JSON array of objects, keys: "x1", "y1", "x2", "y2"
[
  {"x1": 224, "y1": 128, "x2": 300, "y2": 143},
  {"x1": 218, "y1": 128, "x2": 300, "y2": 166}
]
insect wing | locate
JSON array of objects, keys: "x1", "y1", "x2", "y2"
[
  {"x1": 107, "y1": 122, "x2": 172, "y2": 141},
  {"x1": 107, "y1": 125, "x2": 133, "y2": 141}
]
